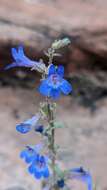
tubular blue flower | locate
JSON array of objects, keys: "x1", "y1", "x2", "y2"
[
  {"x1": 28, "y1": 154, "x2": 50, "y2": 179},
  {"x1": 39, "y1": 64, "x2": 72, "y2": 99},
  {"x1": 5, "y1": 46, "x2": 46, "y2": 72},
  {"x1": 20, "y1": 144, "x2": 43, "y2": 164},
  {"x1": 70, "y1": 167, "x2": 93, "y2": 190},
  {"x1": 16, "y1": 114, "x2": 40, "y2": 134},
  {"x1": 57, "y1": 179, "x2": 65, "y2": 188}
]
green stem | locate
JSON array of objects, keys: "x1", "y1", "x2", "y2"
[
  {"x1": 43, "y1": 47, "x2": 57, "y2": 189},
  {"x1": 48, "y1": 48, "x2": 54, "y2": 65},
  {"x1": 47, "y1": 99, "x2": 56, "y2": 188}
]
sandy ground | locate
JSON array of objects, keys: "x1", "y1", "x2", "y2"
[{"x1": 0, "y1": 86, "x2": 107, "y2": 190}]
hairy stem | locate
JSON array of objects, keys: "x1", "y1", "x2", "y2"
[
  {"x1": 45, "y1": 48, "x2": 57, "y2": 189},
  {"x1": 45, "y1": 96, "x2": 58, "y2": 190},
  {"x1": 47, "y1": 101, "x2": 55, "y2": 175}
]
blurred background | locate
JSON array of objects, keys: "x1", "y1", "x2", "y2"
[{"x1": 0, "y1": 0, "x2": 107, "y2": 190}]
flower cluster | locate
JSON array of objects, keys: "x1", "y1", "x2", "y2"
[{"x1": 5, "y1": 40, "x2": 93, "y2": 190}]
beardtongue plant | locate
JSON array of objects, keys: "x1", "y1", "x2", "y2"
[{"x1": 5, "y1": 38, "x2": 93, "y2": 190}]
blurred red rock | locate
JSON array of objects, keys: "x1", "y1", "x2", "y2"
[{"x1": 0, "y1": 0, "x2": 107, "y2": 72}]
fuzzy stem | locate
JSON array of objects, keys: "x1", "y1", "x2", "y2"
[
  {"x1": 41, "y1": 100, "x2": 57, "y2": 190},
  {"x1": 48, "y1": 47, "x2": 56, "y2": 178},
  {"x1": 43, "y1": 47, "x2": 58, "y2": 190},
  {"x1": 47, "y1": 100, "x2": 56, "y2": 179}
]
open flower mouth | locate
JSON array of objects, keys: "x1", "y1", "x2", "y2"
[{"x1": 49, "y1": 74, "x2": 62, "y2": 87}]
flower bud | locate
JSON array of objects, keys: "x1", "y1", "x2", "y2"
[{"x1": 52, "y1": 38, "x2": 71, "y2": 50}]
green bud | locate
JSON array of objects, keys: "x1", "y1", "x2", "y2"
[{"x1": 52, "y1": 38, "x2": 71, "y2": 50}]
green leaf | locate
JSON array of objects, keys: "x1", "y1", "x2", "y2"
[
  {"x1": 40, "y1": 102, "x2": 49, "y2": 117},
  {"x1": 54, "y1": 164, "x2": 64, "y2": 178},
  {"x1": 53, "y1": 122, "x2": 65, "y2": 129},
  {"x1": 44, "y1": 122, "x2": 65, "y2": 135}
]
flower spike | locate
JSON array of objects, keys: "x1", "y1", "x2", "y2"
[{"x1": 4, "y1": 38, "x2": 94, "y2": 190}]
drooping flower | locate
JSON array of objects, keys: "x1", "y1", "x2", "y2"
[
  {"x1": 70, "y1": 167, "x2": 93, "y2": 190},
  {"x1": 39, "y1": 64, "x2": 72, "y2": 99},
  {"x1": 20, "y1": 144, "x2": 42, "y2": 164},
  {"x1": 16, "y1": 114, "x2": 40, "y2": 134},
  {"x1": 5, "y1": 46, "x2": 46, "y2": 72},
  {"x1": 28, "y1": 154, "x2": 50, "y2": 179}
]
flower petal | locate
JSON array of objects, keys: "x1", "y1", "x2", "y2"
[
  {"x1": 39, "y1": 80, "x2": 51, "y2": 96},
  {"x1": 60, "y1": 79, "x2": 72, "y2": 95},
  {"x1": 18, "y1": 45, "x2": 25, "y2": 57},
  {"x1": 70, "y1": 167, "x2": 93, "y2": 190},
  {"x1": 16, "y1": 123, "x2": 31, "y2": 134},
  {"x1": 4, "y1": 62, "x2": 22, "y2": 70},
  {"x1": 25, "y1": 154, "x2": 35, "y2": 163},
  {"x1": 42, "y1": 167, "x2": 50, "y2": 178},
  {"x1": 12, "y1": 46, "x2": 33, "y2": 66},
  {"x1": 50, "y1": 88, "x2": 61, "y2": 99},
  {"x1": 57, "y1": 65, "x2": 64, "y2": 77},
  {"x1": 20, "y1": 147, "x2": 37, "y2": 164},
  {"x1": 20, "y1": 150, "x2": 28, "y2": 159},
  {"x1": 28, "y1": 164, "x2": 35, "y2": 174},
  {"x1": 48, "y1": 64, "x2": 56, "y2": 76},
  {"x1": 34, "y1": 168, "x2": 42, "y2": 179}
]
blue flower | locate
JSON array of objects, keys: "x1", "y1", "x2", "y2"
[
  {"x1": 20, "y1": 147, "x2": 37, "y2": 164},
  {"x1": 16, "y1": 114, "x2": 40, "y2": 134},
  {"x1": 39, "y1": 64, "x2": 72, "y2": 99},
  {"x1": 20, "y1": 144, "x2": 50, "y2": 180},
  {"x1": 57, "y1": 179, "x2": 65, "y2": 188},
  {"x1": 35, "y1": 125, "x2": 44, "y2": 134},
  {"x1": 5, "y1": 46, "x2": 46, "y2": 72},
  {"x1": 70, "y1": 167, "x2": 93, "y2": 190},
  {"x1": 28, "y1": 154, "x2": 50, "y2": 179},
  {"x1": 20, "y1": 144, "x2": 42, "y2": 164}
]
